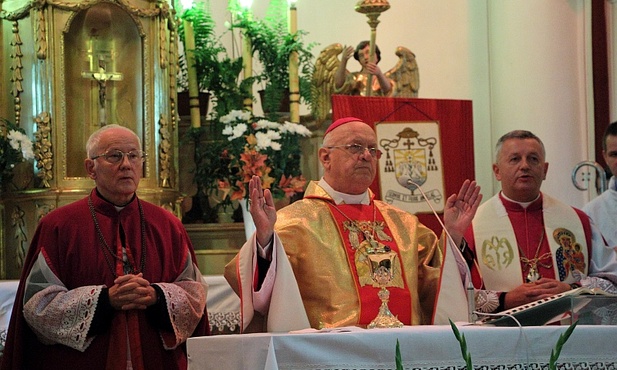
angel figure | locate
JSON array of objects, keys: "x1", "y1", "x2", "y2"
[{"x1": 311, "y1": 41, "x2": 419, "y2": 124}]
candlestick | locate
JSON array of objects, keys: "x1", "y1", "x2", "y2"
[
  {"x1": 183, "y1": 18, "x2": 201, "y2": 128},
  {"x1": 240, "y1": 1, "x2": 253, "y2": 112},
  {"x1": 288, "y1": 0, "x2": 299, "y2": 123},
  {"x1": 355, "y1": 0, "x2": 390, "y2": 97}
]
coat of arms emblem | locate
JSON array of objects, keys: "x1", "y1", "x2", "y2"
[{"x1": 376, "y1": 122, "x2": 444, "y2": 214}]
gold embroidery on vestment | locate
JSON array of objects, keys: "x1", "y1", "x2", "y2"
[
  {"x1": 342, "y1": 220, "x2": 402, "y2": 288},
  {"x1": 481, "y1": 236, "x2": 514, "y2": 271}
]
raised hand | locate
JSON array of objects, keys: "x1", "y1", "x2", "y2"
[
  {"x1": 248, "y1": 175, "x2": 277, "y2": 247},
  {"x1": 365, "y1": 62, "x2": 383, "y2": 77},
  {"x1": 443, "y1": 179, "x2": 482, "y2": 246},
  {"x1": 341, "y1": 45, "x2": 354, "y2": 63}
]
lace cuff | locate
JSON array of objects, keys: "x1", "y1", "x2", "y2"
[{"x1": 474, "y1": 290, "x2": 500, "y2": 313}]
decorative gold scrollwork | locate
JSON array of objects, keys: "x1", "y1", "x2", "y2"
[
  {"x1": 35, "y1": 201, "x2": 56, "y2": 222},
  {"x1": 10, "y1": 21, "x2": 24, "y2": 125},
  {"x1": 10, "y1": 205, "x2": 27, "y2": 269},
  {"x1": 35, "y1": 8, "x2": 47, "y2": 59},
  {"x1": 159, "y1": 114, "x2": 171, "y2": 188},
  {"x1": 34, "y1": 112, "x2": 53, "y2": 188}
]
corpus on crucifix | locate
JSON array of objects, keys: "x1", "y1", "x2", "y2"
[{"x1": 82, "y1": 54, "x2": 123, "y2": 126}]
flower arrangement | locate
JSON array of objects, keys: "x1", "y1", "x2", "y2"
[
  {"x1": 0, "y1": 118, "x2": 34, "y2": 190},
  {"x1": 214, "y1": 109, "x2": 311, "y2": 209}
]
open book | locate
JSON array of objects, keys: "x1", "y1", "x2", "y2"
[{"x1": 477, "y1": 287, "x2": 617, "y2": 326}]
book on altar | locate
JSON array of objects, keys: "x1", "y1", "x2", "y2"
[{"x1": 477, "y1": 287, "x2": 617, "y2": 327}]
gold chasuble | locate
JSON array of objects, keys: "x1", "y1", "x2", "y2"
[{"x1": 272, "y1": 182, "x2": 444, "y2": 328}]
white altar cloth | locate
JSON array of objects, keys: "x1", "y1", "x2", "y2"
[
  {"x1": 203, "y1": 275, "x2": 240, "y2": 333},
  {"x1": 187, "y1": 324, "x2": 617, "y2": 370}
]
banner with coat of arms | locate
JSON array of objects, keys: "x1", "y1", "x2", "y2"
[{"x1": 376, "y1": 121, "x2": 444, "y2": 214}]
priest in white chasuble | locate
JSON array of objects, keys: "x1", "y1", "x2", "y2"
[
  {"x1": 225, "y1": 117, "x2": 482, "y2": 332},
  {"x1": 464, "y1": 130, "x2": 617, "y2": 314}
]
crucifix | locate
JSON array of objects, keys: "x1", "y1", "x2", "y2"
[{"x1": 81, "y1": 50, "x2": 123, "y2": 126}]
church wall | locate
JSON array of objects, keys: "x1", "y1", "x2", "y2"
[{"x1": 485, "y1": 1, "x2": 594, "y2": 205}]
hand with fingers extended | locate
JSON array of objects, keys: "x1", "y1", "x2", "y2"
[
  {"x1": 443, "y1": 179, "x2": 482, "y2": 246},
  {"x1": 248, "y1": 175, "x2": 277, "y2": 247},
  {"x1": 108, "y1": 273, "x2": 157, "y2": 310}
]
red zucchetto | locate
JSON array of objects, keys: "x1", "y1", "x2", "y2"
[{"x1": 323, "y1": 117, "x2": 368, "y2": 137}]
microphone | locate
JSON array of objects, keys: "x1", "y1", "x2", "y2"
[{"x1": 402, "y1": 176, "x2": 477, "y2": 323}]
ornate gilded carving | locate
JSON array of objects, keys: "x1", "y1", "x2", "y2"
[
  {"x1": 34, "y1": 112, "x2": 53, "y2": 188},
  {"x1": 169, "y1": 17, "x2": 178, "y2": 130},
  {"x1": 115, "y1": 0, "x2": 160, "y2": 18},
  {"x1": 10, "y1": 21, "x2": 24, "y2": 126},
  {"x1": 2, "y1": 0, "x2": 175, "y2": 65},
  {"x1": 34, "y1": 2, "x2": 48, "y2": 59},
  {"x1": 1, "y1": 0, "x2": 170, "y2": 22},
  {"x1": 161, "y1": 201, "x2": 174, "y2": 214},
  {"x1": 35, "y1": 202, "x2": 56, "y2": 222},
  {"x1": 0, "y1": 2, "x2": 34, "y2": 20},
  {"x1": 159, "y1": 2, "x2": 169, "y2": 69},
  {"x1": 159, "y1": 114, "x2": 171, "y2": 188},
  {"x1": 355, "y1": 0, "x2": 391, "y2": 28},
  {"x1": 10, "y1": 205, "x2": 27, "y2": 269}
]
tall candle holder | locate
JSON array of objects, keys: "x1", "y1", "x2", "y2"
[
  {"x1": 288, "y1": 0, "x2": 300, "y2": 123},
  {"x1": 179, "y1": 0, "x2": 201, "y2": 128},
  {"x1": 354, "y1": 0, "x2": 390, "y2": 97},
  {"x1": 239, "y1": 0, "x2": 254, "y2": 111}
]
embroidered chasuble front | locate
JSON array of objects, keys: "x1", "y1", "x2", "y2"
[
  {"x1": 266, "y1": 182, "x2": 443, "y2": 328},
  {"x1": 326, "y1": 202, "x2": 411, "y2": 325},
  {"x1": 472, "y1": 194, "x2": 589, "y2": 291}
]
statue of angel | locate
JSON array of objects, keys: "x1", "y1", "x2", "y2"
[{"x1": 311, "y1": 41, "x2": 419, "y2": 124}]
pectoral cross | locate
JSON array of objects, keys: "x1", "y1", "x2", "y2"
[{"x1": 82, "y1": 53, "x2": 122, "y2": 126}]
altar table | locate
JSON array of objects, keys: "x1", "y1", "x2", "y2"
[{"x1": 187, "y1": 325, "x2": 617, "y2": 370}]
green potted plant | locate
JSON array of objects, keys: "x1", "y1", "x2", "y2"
[
  {"x1": 231, "y1": 1, "x2": 315, "y2": 121},
  {"x1": 178, "y1": 4, "x2": 252, "y2": 121},
  {"x1": 177, "y1": 5, "x2": 217, "y2": 115}
]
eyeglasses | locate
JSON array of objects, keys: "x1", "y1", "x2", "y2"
[
  {"x1": 91, "y1": 150, "x2": 147, "y2": 164},
  {"x1": 326, "y1": 143, "x2": 382, "y2": 159}
]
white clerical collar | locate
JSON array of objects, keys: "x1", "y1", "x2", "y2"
[
  {"x1": 609, "y1": 176, "x2": 616, "y2": 191},
  {"x1": 500, "y1": 191, "x2": 540, "y2": 209},
  {"x1": 318, "y1": 178, "x2": 370, "y2": 205}
]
